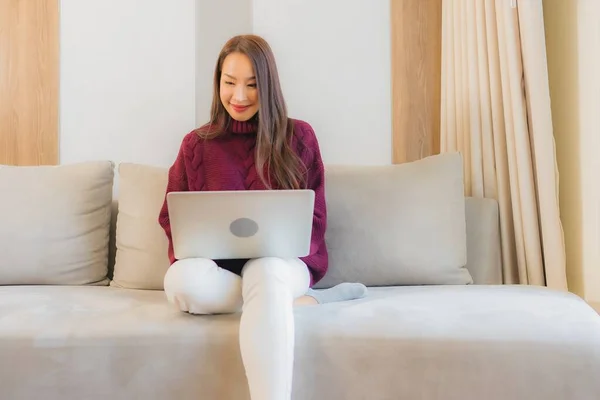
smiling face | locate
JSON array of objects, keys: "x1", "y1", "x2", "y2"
[
  {"x1": 205, "y1": 34, "x2": 303, "y2": 190},
  {"x1": 219, "y1": 52, "x2": 259, "y2": 122}
]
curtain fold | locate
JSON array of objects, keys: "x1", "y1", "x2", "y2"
[{"x1": 441, "y1": 0, "x2": 567, "y2": 290}]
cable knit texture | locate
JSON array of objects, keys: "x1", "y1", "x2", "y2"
[{"x1": 158, "y1": 118, "x2": 328, "y2": 286}]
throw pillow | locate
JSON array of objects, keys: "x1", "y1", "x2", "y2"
[
  {"x1": 313, "y1": 152, "x2": 473, "y2": 288},
  {"x1": 0, "y1": 161, "x2": 114, "y2": 285},
  {"x1": 111, "y1": 163, "x2": 170, "y2": 289}
]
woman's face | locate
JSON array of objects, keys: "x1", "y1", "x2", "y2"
[{"x1": 220, "y1": 52, "x2": 259, "y2": 122}]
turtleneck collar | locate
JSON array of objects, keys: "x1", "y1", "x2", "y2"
[{"x1": 230, "y1": 117, "x2": 258, "y2": 135}]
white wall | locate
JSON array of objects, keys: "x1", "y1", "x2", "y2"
[
  {"x1": 59, "y1": 0, "x2": 196, "y2": 168},
  {"x1": 196, "y1": 0, "x2": 253, "y2": 125},
  {"x1": 60, "y1": 0, "x2": 392, "y2": 167},
  {"x1": 253, "y1": 0, "x2": 392, "y2": 165},
  {"x1": 543, "y1": 0, "x2": 600, "y2": 303}
]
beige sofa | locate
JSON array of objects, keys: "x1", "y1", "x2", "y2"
[{"x1": 2, "y1": 153, "x2": 600, "y2": 400}]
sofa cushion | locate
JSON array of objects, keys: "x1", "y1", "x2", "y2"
[
  {"x1": 112, "y1": 153, "x2": 472, "y2": 289},
  {"x1": 0, "y1": 161, "x2": 114, "y2": 285},
  {"x1": 1, "y1": 285, "x2": 599, "y2": 400},
  {"x1": 111, "y1": 163, "x2": 170, "y2": 290},
  {"x1": 315, "y1": 152, "x2": 472, "y2": 288},
  {"x1": 465, "y1": 197, "x2": 502, "y2": 284}
]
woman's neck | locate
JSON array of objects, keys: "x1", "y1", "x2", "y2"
[{"x1": 230, "y1": 117, "x2": 258, "y2": 134}]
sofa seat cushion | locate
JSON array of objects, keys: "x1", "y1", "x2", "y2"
[{"x1": 1, "y1": 285, "x2": 599, "y2": 400}]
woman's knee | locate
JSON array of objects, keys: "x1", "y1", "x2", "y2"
[
  {"x1": 242, "y1": 257, "x2": 288, "y2": 284},
  {"x1": 164, "y1": 258, "x2": 243, "y2": 314},
  {"x1": 241, "y1": 257, "x2": 310, "y2": 299}
]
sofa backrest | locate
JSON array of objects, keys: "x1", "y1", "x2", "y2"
[
  {"x1": 106, "y1": 153, "x2": 503, "y2": 288},
  {"x1": 107, "y1": 195, "x2": 502, "y2": 285},
  {"x1": 1, "y1": 161, "x2": 115, "y2": 285},
  {"x1": 1, "y1": 155, "x2": 502, "y2": 288},
  {"x1": 106, "y1": 196, "x2": 502, "y2": 285},
  {"x1": 464, "y1": 197, "x2": 502, "y2": 284}
]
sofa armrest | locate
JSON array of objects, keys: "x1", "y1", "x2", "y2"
[{"x1": 465, "y1": 197, "x2": 503, "y2": 284}]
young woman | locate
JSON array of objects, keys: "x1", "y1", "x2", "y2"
[{"x1": 158, "y1": 34, "x2": 366, "y2": 400}]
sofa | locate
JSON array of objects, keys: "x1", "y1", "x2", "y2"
[{"x1": 1, "y1": 152, "x2": 600, "y2": 400}]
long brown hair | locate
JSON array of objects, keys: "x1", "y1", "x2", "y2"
[{"x1": 198, "y1": 35, "x2": 306, "y2": 190}]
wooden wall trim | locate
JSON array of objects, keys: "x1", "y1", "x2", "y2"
[
  {"x1": 391, "y1": 0, "x2": 442, "y2": 164},
  {"x1": 0, "y1": 0, "x2": 59, "y2": 166}
]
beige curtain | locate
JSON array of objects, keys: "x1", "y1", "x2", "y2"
[{"x1": 440, "y1": 0, "x2": 567, "y2": 290}]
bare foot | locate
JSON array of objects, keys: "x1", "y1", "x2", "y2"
[{"x1": 294, "y1": 295, "x2": 318, "y2": 306}]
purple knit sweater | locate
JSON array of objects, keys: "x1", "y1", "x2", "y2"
[{"x1": 158, "y1": 118, "x2": 328, "y2": 286}]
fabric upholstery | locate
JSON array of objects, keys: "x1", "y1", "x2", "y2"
[
  {"x1": 0, "y1": 161, "x2": 113, "y2": 285},
  {"x1": 111, "y1": 163, "x2": 170, "y2": 289},
  {"x1": 112, "y1": 153, "x2": 473, "y2": 290},
  {"x1": 107, "y1": 195, "x2": 503, "y2": 288},
  {"x1": 464, "y1": 197, "x2": 502, "y2": 284},
  {"x1": 1, "y1": 284, "x2": 599, "y2": 400},
  {"x1": 315, "y1": 152, "x2": 472, "y2": 288}
]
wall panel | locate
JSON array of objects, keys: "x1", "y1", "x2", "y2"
[
  {"x1": 0, "y1": 0, "x2": 59, "y2": 166},
  {"x1": 391, "y1": 0, "x2": 442, "y2": 163}
]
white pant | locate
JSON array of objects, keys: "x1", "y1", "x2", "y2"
[{"x1": 163, "y1": 257, "x2": 311, "y2": 400}]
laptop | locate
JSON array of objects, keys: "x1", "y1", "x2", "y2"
[{"x1": 166, "y1": 189, "x2": 315, "y2": 260}]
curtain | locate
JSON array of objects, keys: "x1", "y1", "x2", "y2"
[{"x1": 440, "y1": 0, "x2": 567, "y2": 290}]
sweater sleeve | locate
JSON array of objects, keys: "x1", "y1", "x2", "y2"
[
  {"x1": 297, "y1": 122, "x2": 329, "y2": 285},
  {"x1": 158, "y1": 135, "x2": 191, "y2": 265}
]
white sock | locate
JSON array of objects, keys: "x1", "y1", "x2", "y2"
[{"x1": 306, "y1": 282, "x2": 368, "y2": 304}]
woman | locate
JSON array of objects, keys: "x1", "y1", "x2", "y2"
[{"x1": 158, "y1": 34, "x2": 366, "y2": 400}]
